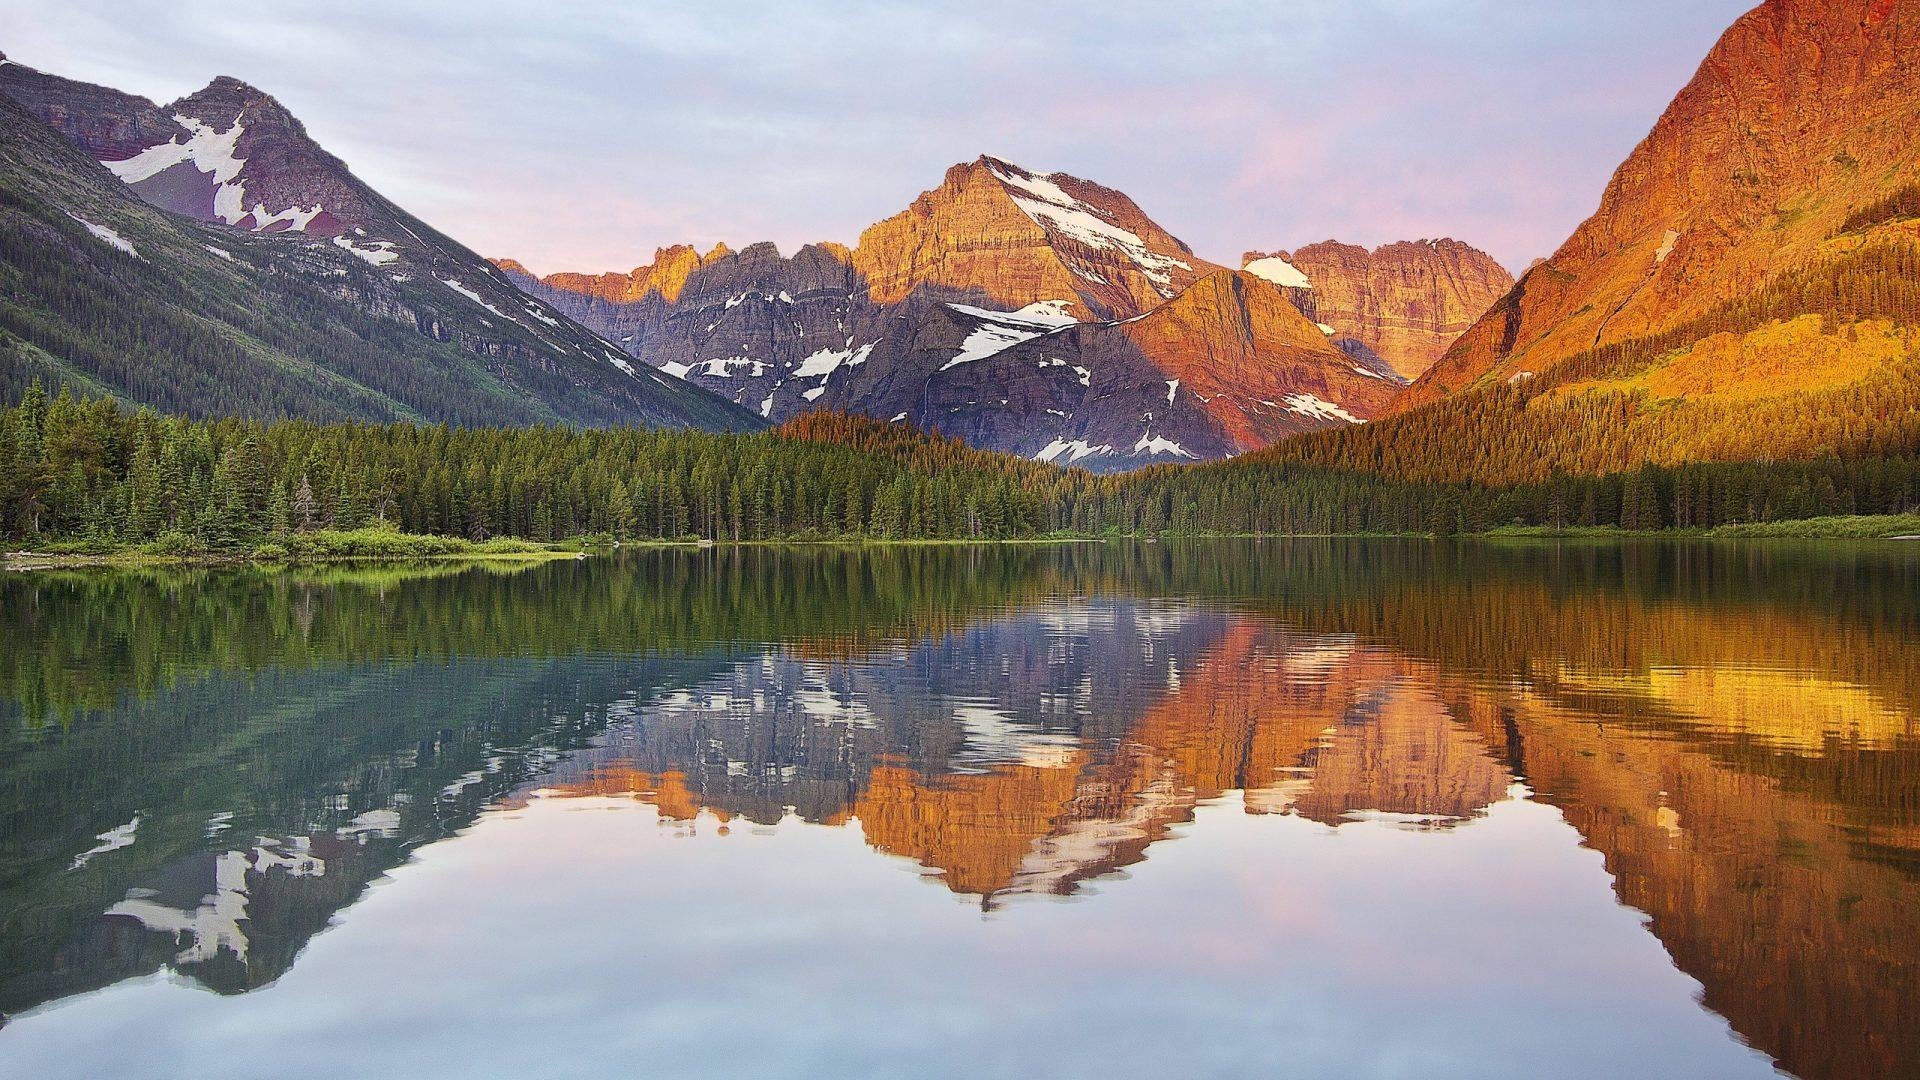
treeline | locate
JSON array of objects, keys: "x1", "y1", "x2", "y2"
[
  {"x1": 1075, "y1": 456, "x2": 1920, "y2": 536},
  {"x1": 4, "y1": 386, "x2": 1919, "y2": 548},
  {"x1": 0, "y1": 387, "x2": 1057, "y2": 546},
  {"x1": 1839, "y1": 184, "x2": 1920, "y2": 236}
]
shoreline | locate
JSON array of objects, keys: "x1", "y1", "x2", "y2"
[{"x1": 8, "y1": 514, "x2": 1917, "y2": 571}]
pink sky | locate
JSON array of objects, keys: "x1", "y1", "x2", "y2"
[{"x1": 1, "y1": 0, "x2": 1758, "y2": 276}]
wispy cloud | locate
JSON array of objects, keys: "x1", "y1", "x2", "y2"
[{"x1": 0, "y1": 0, "x2": 1754, "y2": 274}]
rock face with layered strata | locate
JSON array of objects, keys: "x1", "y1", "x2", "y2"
[
  {"x1": 853, "y1": 156, "x2": 1221, "y2": 318},
  {"x1": 1244, "y1": 240, "x2": 1512, "y2": 380}
]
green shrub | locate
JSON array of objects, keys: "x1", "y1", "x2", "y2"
[
  {"x1": 143, "y1": 530, "x2": 201, "y2": 556},
  {"x1": 474, "y1": 537, "x2": 545, "y2": 554},
  {"x1": 1709, "y1": 513, "x2": 1920, "y2": 539}
]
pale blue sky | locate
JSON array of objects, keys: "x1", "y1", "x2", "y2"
[{"x1": 1, "y1": 1, "x2": 1756, "y2": 275}]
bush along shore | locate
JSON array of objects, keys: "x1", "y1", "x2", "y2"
[{"x1": 3, "y1": 523, "x2": 584, "y2": 569}]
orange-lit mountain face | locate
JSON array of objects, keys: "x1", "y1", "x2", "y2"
[
  {"x1": 1244, "y1": 240, "x2": 1515, "y2": 381},
  {"x1": 503, "y1": 158, "x2": 1431, "y2": 468},
  {"x1": 852, "y1": 156, "x2": 1220, "y2": 319},
  {"x1": 1407, "y1": 0, "x2": 1920, "y2": 411}
]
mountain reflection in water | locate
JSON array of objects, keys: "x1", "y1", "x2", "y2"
[{"x1": 0, "y1": 541, "x2": 1914, "y2": 1080}]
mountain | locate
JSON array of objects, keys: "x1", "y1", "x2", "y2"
[
  {"x1": 0, "y1": 55, "x2": 752, "y2": 430},
  {"x1": 1404, "y1": 0, "x2": 1920, "y2": 413},
  {"x1": 507, "y1": 157, "x2": 1391, "y2": 469},
  {"x1": 851, "y1": 156, "x2": 1222, "y2": 318},
  {"x1": 1240, "y1": 240, "x2": 1514, "y2": 380},
  {"x1": 1256, "y1": 0, "x2": 1920, "y2": 485}
]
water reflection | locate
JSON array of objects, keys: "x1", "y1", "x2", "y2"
[{"x1": 0, "y1": 541, "x2": 1915, "y2": 1079}]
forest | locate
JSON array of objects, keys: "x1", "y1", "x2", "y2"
[{"x1": 3, "y1": 385, "x2": 1918, "y2": 549}]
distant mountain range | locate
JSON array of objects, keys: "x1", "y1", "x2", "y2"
[
  {"x1": 504, "y1": 156, "x2": 1508, "y2": 469},
  {"x1": 6, "y1": 0, "x2": 1913, "y2": 478},
  {"x1": 0, "y1": 46, "x2": 1513, "y2": 465}
]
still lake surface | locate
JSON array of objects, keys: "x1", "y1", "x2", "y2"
[{"x1": 0, "y1": 540, "x2": 1915, "y2": 1079}]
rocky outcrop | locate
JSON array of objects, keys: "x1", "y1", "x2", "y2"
[
  {"x1": 853, "y1": 156, "x2": 1221, "y2": 319},
  {"x1": 1403, "y1": 0, "x2": 1920, "y2": 410},
  {"x1": 1244, "y1": 240, "x2": 1513, "y2": 380}
]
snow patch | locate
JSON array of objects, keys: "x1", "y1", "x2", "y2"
[
  {"x1": 65, "y1": 213, "x2": 138, "y2": 257},
  {"x1": 1244, "y1": 257, "x2": 1312, "y2": 289},
  {"x1": 249, "y1": 204, "x2": 323, "y2": 232},
  {"x1": 1655, "y1": 229, "x2": 1681, "y2": 265},
  {"x1": 441, "y1": 277, "x2": 508, "y2": 319},
  {"x1": 1166, "y1": 379, "x2": 1179, "y2": 405},
  {"x1": 985, "y1": 159, "x2": 1189, "y2": 285},
  {"x1": 793, "y1": 342, "x2": 875, "y2": 379},
  {"x1": 69, "y1": 815, "x2": 140, "y2": 870},
  {"x1": 202, "y1": 244, "x2": 233, "y2": 261},
  {"x1": 948, "y1": 299, "x2": 1079, "y2": 329},
  {"x1": 941, "y1": 301, "x2": 1080, "y2": 370},
  {"x1": 1132, "y1": 433, "x2": 1195, "y2": 458},
  {"x1": 105, "y1": 115, "x2": 325, "y2": 233},
  {"x1": 700, "y1": 357, "x2": 771, "y2": 379},
  {"x1": 1035, "y1": 439, "x2": 1112, "y2": 464},
  {"x1": 333, "y1": 235, "x2": 400, "y2": 266},
  {"x1": 106, "y1": 114, "x2": 244, "y2": 186},
  {"x1": 1284, "y1": 392, "x2": 1363, "y2": 424}
]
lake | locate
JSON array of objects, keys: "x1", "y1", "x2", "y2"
[{"x1": 1, "y1": 540, "x2": 1915, "y2": 1079}]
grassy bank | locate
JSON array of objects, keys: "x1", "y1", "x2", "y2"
[
  {"x1": 1704, "y1": 513, "x2": 1920, "y2": 539},
  {"x1": 4, "y1": 526, "x2": 584, "y2": 570},
  {"x1": 11, "y1": 514, "x2": 1920, "y2": 572},
  {"x1": 1478, "y1": 515, "x2": 1920, "y2": 540}
]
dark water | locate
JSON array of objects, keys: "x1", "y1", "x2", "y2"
[{"x1": 1, "y1": 540, "x2": 1916, "y2": 1080}]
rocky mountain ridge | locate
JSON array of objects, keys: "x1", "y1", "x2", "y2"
[
  {"x1": 0, "y1": 54, "x2": 751, "y2": 430},
  {"x1": 1404, "y1": 0, "x2": 1920, "y2": 411},
  {"x1": 506, "y1": 158, "x2": 1461, "y2": 469}
]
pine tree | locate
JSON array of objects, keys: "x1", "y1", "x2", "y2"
[{"x1": 292, "y1": 474, "x2": 318, "y2": 532}]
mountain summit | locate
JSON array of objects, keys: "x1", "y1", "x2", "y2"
[
  {"x1": 852, "y1": 156, "x2": 1222, "y2": 320},
  {"x1": 0, "y1": 58, "x2": 751, "y2": 429},
  {"x1": 508, "y1": 157, "x2": 1411, "y2": 468}
]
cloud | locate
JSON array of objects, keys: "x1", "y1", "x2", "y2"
[{"x1": 0, "y1": 0, "x2": 1754, "y2": 274}]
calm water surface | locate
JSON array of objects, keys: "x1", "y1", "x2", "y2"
[{"x1": 1, "y1": 540, "x2": 1916, "y2": 1079}]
